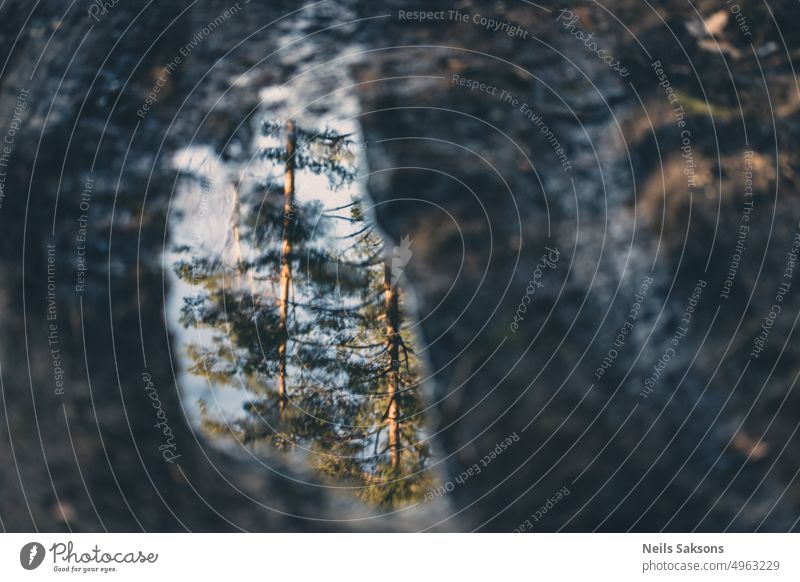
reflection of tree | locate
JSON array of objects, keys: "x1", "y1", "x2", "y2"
[
  {"x1": 305, "y1": 206, "x2": 433, "y2": 506},
  {"x1": 174, "y1": 120, "x2": 432, "y2": 506}
]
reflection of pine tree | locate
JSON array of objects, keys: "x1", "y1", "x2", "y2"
[
  {"x1": 306, "y1": 205, "x2": 433, "y2": 507},
  {"x1": 174, "y1": 120, "x2": 432, "y2": 506}
]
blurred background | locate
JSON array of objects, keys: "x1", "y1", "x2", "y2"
[{"x1": 1, "y1": 0, "x2": 800, "y2": 532}]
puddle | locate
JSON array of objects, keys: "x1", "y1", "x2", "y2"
[{"x1": 164, "y1": 8, "x2": 435, "y2": 506}]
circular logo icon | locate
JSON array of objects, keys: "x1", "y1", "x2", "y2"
[{"x1": 20, "y1": 542, "x2": 46, "y2": 570}]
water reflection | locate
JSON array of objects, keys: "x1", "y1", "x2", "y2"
[{"x1": 170, "y1": 119, "x2": 432, "y2": 506}]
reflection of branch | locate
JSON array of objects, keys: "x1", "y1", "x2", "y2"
[
  {"x1": 373, "y1": 427, "x2": 382, "y2": 456},
  {"x1": 400, "y1": 340, "x2": 412, "y2": 374},
  {"x1": 340, "y1": 237, "x2": 382, "y2": 255},
  {"x1": 290, "y1": 274, "x2": 297, "y2": 321},
  {"x1": 321, "y1": 213, "x2": 357, "y2": 222},
  {"x1": 288, "y1": 299, "x2": 379, "y2": 314},
  {"x1": 336, "y1": 225, "x2": 370, "y2": 240},
  {"x1": 330, "y1": 257, "x2": 384, "y2": 268},
  {"x1": 295, "y1": 338, "x2": 385, "y2": 351},
  {"x1": 326, "y1": 201, "x2": 358, "y2": 212},
  {"x1": 251, "y1": 274, "x2": 280, "y2": 283}
]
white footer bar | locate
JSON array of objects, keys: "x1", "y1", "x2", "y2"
[{"x1": 1, "y1": 533, "x2": 797, "y2": 581}]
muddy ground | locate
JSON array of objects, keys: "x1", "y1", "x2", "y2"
[{"x1": 1, "y1": 0, "x2": 800, "y2": 531}]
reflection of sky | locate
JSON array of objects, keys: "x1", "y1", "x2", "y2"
[
  {"x1": 166, "y1": 90, "x2": 371, "y2": 428},
  {"x1": 167, "y1": 145, "x2": 247, "y2": 423},
  {"x1": 165, "y1": 0, "x2": 399, "y2": 454}
]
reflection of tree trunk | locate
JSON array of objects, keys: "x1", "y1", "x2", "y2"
[
  {"x1": 278, "y1": 120, "x2": 296, "y2": 414},
  {"x1": 384, "y1": 261, "x2": 401, "y2": 469}
]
